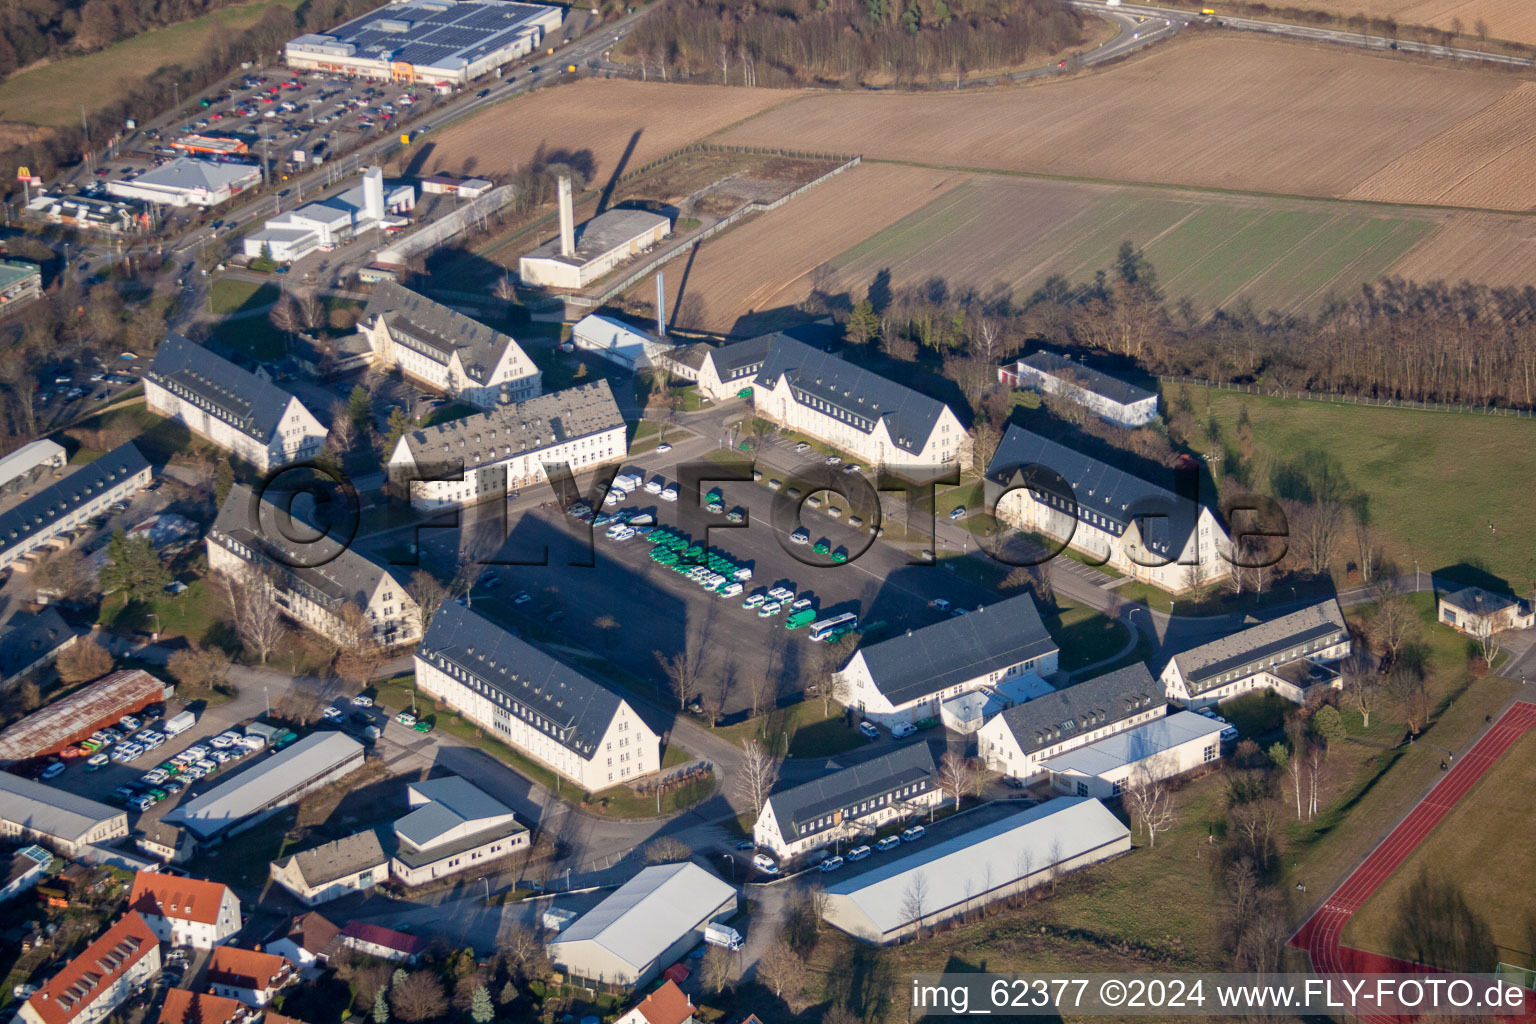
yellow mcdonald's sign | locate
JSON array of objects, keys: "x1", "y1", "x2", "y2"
[
  {"x1": 16, "y1": 166, "x2": 30, "y2": 180},
  {"x1": 401, "y1": 133, "x2": 410, "y2": 146}
]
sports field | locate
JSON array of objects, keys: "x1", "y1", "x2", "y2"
[
  {"x1": 0, "y1": 0, "x2": 305, "y2": 128},
  {"x1": 820, "y1": 178, "x2": 1436, "y2": 314},
  {"x1": 1341, "y1": 727, "x2": 1536, "y2": 969}
]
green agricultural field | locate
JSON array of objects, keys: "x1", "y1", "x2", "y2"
[
  {"x1": 823, "y1": 176, "x2": 1434, "y2": 314},
  {"x1": 1192, "y1": 384, "x2": 1536, "y2": 587},
  {"x1": 0, "y1": 0, "x2": 305, "y2": 128}
]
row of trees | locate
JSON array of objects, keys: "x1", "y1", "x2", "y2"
[
  {"x1": 0, "y1": 0, "x2": 244, "y2": 77},
  {"x1": 624, "y1": 0, "x2": 1084, "y2": 86}
]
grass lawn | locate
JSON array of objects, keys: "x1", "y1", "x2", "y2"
[
  {"x1": 207, "y1": 278, "x2": 281, "y2": 316},
  {"x1": 0, "y1": 0, "x2": 305, "y2": 127},
  {"x1": 1342, "y1": 729, "x2": 1536, "y2": 969},
  {"x1": 1192, "y1": 383, "x2": 1536, "y2": 588},
  {"x1": 66, "y1": 401, "x2": 202, "y2": 465},
  {"x1": 715, "y1": 698, "x2": 870, "y2": 758},
  {"x1": 99, "y1": 577, "x2": 224, "y2": 644},
  {"x1": 209, "y1": 315, "x2": 289, "y2": 362},
  {"x1": 1048, "y1": 598, "x2": 1133, "y2": 675},
  {"x1": 587, "y1": 775, "x2": 714, "y2": 818}
]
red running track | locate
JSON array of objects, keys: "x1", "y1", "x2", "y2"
[{"x1": 1290, "y1": 700, "x2": 1536, "y2": 1022}]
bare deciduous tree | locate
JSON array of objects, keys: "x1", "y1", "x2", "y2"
[
  {"x1": 327, "y1": 400, "x2": 357, "y2": 454},
  {"x1": 298, "y1": 291, "x2": 325, "y2": 332},
  {"x1": 213, "y1": 568, "x2": 287, "y2": 664},
  {"x1": 390, "y1": 971, "x2": 446, "y2": 1023},
  {"x1": 654, "y1": 646, "x2": 702, "y2": 711},
  {"x1": 901, "y1": 871, "x2": 930, "y2": 938},
  {"x1": 757, "y1": 937, "x2": 804, "y2": 1001},
  {"x1": 734, "y1": 737, "x2": 778, "y2": 817},
  {"x1": 937, "y1": 751, "x2": 977, "y2": 808},
  {"x1": 1123, "y1": 762, "x2": 1177, "y2": 848},
  {"x1": 644, "y1": 836, "x2": 692, "y2": 863},
  {"x1": 407, "y1": 570, "x2": 447, "y2": 638}
]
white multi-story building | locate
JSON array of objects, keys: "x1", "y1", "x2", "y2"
[
  {"x1": 1040, "y1": 711, "x2": 1227, "y2": 799},
  {"x1": 753, "y1": 743, "x2": 942, "y2": 860},
  {"x1": 753, "y1": 338, "x2": 967, "y2": 473},
  {"x1": 985, "y1": 425, "x2": 1230, "y2": 594},
  {"x1": 389, "y1": 776, "x2": 528, "y2": 887},
  {"x1": 357, "y1": 283, "x2": 540, "y2": 409},
  {"x1": 977, "y1": 664, "x2": 1168, "y2": 785},
  {"x1": 387, "y1": 381, "x2": 626, "y2": 511},
  {"x1": 205, "y1": 947, "x2": 297, "y2": 1007},
  {"x1": 128, "y1": 872, "x2": 242, "y2": 948},
  {"x1": 999, "y1": 351, "x2": 1159, "y2": 429},
  {"x1": 668, "y1": 335, "x2": 772, "y2": 402},
  {"x1": 206, "y1": 485, "x2": 421, "y2": 648},
  {"x1": 243, "y1": 167, "x2": 414, "y2": 264},
  {"x1": 20, "y1": 912, "x2": 162, "y2": 1024},
  {"x1": 835, "y1": 593, "x2": 1058, "y2": 727},
  {"x1": 146, "y1": 334, "x2": 326, "y2": 473},
  {"x1": 1159, "y1": 599, "x2": 1351, "y2": 708},
  {"x1": 0, "y1": 442, "x2": 151, "y2": 572},
  {"x1": 414, "y1": 601, "x2": 660, "y2": 792}
]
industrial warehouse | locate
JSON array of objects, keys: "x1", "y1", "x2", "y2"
[
  {"x1": 174, "y1": 732, "x2": 365, "y2": 840},
  {"x1": 284, "y1": 0, "x2": 562, "y2": 84}
]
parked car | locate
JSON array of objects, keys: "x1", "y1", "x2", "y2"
[
  {"x1": 847, "y1": 845, "x2": 872, "y2": 861},
  {"x1": 891, "y1": 722, "x2": 917, "y2": 739},
  {"x1": 858, "y1": 721, "x2": 880, "y2": 740},
  {"x1": 39, "y1": 762, "x2": 65, "y2": 780},
  {"x1": 901, "y1": 825, "x2": 926, "y2": 843},
  {"x1": 753, "y1": 853, "x2": 780, "y2": 875},
  {"x1": 875, "y1": 836, "x2": 901, "y2": 852},
  {"x1": 352, "y1": 695, "x2": 374, "y2": 707},
  {"x1": 819, "y1": 856, "x2": 845, "y2": 872}
]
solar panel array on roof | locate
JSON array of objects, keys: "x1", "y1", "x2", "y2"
[{"x1": 293, "y1": 0, "x2": 556, "y2": 73}]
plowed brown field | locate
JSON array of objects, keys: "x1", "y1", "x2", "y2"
[
  {"x1": 1347, "y1": 82, "x2": 1536, "y2": 209},
  {"x1": 714, "y1": 35, "x2": 1519, "y2": 206},
  {"x1": 1387, "y1": 212, "x2": 1536, "y2": 286},
  {"x1": 1291, "y1": 0, "x2": 1536, "y2": 47},
  {"x1": 628, "y1": 163, "x2": 968, "y2": 335},
  {"x1": 427, "y1": 79, "x2": 802, "y2": 183}
]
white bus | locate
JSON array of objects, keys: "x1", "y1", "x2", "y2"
[{"x1": 808, "y1": 612, "x2": 858, "y2": 642}]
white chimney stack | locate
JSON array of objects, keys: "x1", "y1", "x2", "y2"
[
  {"x1": 363, "y1": 166, "x2": 385, "y2": 222},
  {"x1": 656, "y1": 272, "x2": 666, "y2": 338},
  {"x1": 557, "y1": 175, "x2": 575, "y2": 258}
]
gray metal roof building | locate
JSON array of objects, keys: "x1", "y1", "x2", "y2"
[
  {"x1": 522, "y1": 209, "x2": 671, "y2": 266},
  {"x1": 1165, "y1": 599, "x2": 1348, "y2": 696},
  {"x1": 361, "y1": 282, "x2": 532, "y2": 388},
  {"x1": 0, "y1": 771, "x2": 127, "y2": 856},
  {"x1": 396, "y1": 380, "x2": 623, "y2": 469},
  {"x1": 989, "y1": 663, "x2": 1165, "y2": 758},
  {"x1": 175, "y1": 731, "x2": 365, "y2": 839},
  {"x1": 391, "y1": 776, "x2": 524, "y2": 869},
  {"x1": 548, "y1": 862, "x2": 737, "y2": 988},
  {"x1": 1041, "y1": 710, "x2": 1225, "y2": 778},
  {"x1": 0, "y1": 605, "x2": 78, "y2": 683},
  {"x1": 416, "y1": 601, "x2": 626, "y2": 760},
  {"x1": 700, "y1": 334, "x2": 774, "y2": 386},
  {"x1": 763, "y1": 743, "x2": 936, "y2": 842},
  {"x1": 147, "y1": 333, "x2": 305, "y2": 443},
  {"x1": 850, "y1": 593, "x2": 1056, "y2": 707},
  {"x1": 984, "y1": 425, "x2": 1204, "y2": 558},
  {"x1": 754, "y1": 338, "x2": 950, "y2": 456},
  {"x1": 820, "y1": 797, "x2": 1131, "y2": 943},
  {"x1": 1013, "y1": 351, "x2": 1155, "y2": 407},
  {"x1": 276, "y1": 830, "x2": 388, "y2": 889},
  {"x1": 0, "y1": 442, "x2": 151, "y2": 566}
]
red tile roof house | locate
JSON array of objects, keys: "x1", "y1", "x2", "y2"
[
  {"x1": 128, "y1": 872, "x2": 242, "y2": 949},
  {"x1": 614, "y1": 981, "x2": 695, "y2": 1024},
  {"x1": 262, "y1": 912, "x2": 340, "y2": 977},
  {"x1": 20, "y1": 912, "x2": 162, "y2": 1024},
  {"x1": 338, "y1": 922, "x2": 427, "y2": 964},
  {"x1": 158, "y1": 990, "x2": 252, "y2": 1024},
  {"x1": 205, "y1": 946, "x2": 296, "y2": 1007}
]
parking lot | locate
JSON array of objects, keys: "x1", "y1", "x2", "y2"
[{"x1": 394, "y1": 448, "x2": 1005, "y2": 724}]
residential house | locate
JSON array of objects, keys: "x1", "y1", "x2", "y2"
[
  {"x1": 269, "y1": 831, "x2": 388, "y2": 906},
  {"x1": 1159, "y1": 599, "x2": 1351, "y2": 708},
  {"x1": 984, "y1": 425, "x2": 1230, "y2": 593},
  {"x1": 753, "y1": 744, "x2": 941, "y2": 860},
  {"x1": 145, "y1": 334, "x2": 326, "y2": 472},
  {"x1": 414, "y1": 601, "x2": 660, "y2": 792},
  {"x1": 127, "y1": 872, "x2": 242, "y2": 948},
  {"x1": 834, "y1": 593, "x2": 1058, "y2": 726},
  {"x1": 338, "y1": 921, "x2": 426, "y2": 963},
  {"x1": 977, "y1": 664, "x2": 1167, "y2": 784},
  {"x1": 0, "y1": 605, "x2": 80, "y2": 683},
  {"x1": 615, "y1": 981, "x2": 695, "y2": 1024},
  {"x1": 0, "y1": 845, "x2": 52, "y2": 904},
  {"x1": 357, "y1": 282, "x2": 540, "y2": 409},
  {"x1": 0, "y1": 773, "x2": 128, "y2": 857},
  {"x1": 158, "y1": 990, "x2": 250, "y2": 1024},
  {"x1": 387, "y1": 381, "x2": 626, "y2": 511},
  {"x1": 389, "y1": 776, "x2": 528, "y2": 887},
  {"x1": 999, "y1": 352, "x2": 1158, "y2": 428},
  {"x1": 753, "y1": 338, "x2": 967, "y2": 473},
  {"x1": 1437, "y1": 585, "x2": 1535, "y2": 637},
  {"x1": 0, "y1": 442, "x2": 151, "y2": 572},
  {"x1": 262, "y1": 912, "x2": 339, "y2": 977},
  {"x1": 206, "y1": 485, "x2": 421, "y2": 647},
  {"x1": 19, "y1": 912, "x2": 161, "y2": 1024},
  {"x1": 205, "y1": 947, "x2": 296, "y2": 1007}
]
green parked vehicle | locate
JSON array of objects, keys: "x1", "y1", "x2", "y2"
[{"x1": 786, "y1": 608, "x2": 817, "y2": 629}]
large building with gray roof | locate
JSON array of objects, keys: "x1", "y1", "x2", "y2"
[
  {"x1": 386, "y1": 380, "x2": 625, "y2": 511},
  {"x1": 388, "y1": 776, "x2": 527, "y2": 886},
  {"x1": 269, "y1": 830, "x2": 388, "y2": 906},
  {"x1": 414, "y1": 601, "x2": 660, "y2": 792},
  {"x1": 985, "y1": 424, "x2": 1230, "y2": 593},
  {"x1": 146, "y1": 333, "x2": 326, "y2": 472},
  {"x1": 0, "y1": 441, "x2": 151, "y2": 572},
  {"x1": 1000, "y1": 351, "x2": 1159, "y2": 428},
  {"x1": 835, "y1": 592, "x2": 1058, "y2": 726},
  {"x1": 976, "y1": 663, "x2": 1167, "y2": 784},
  {"x1": 1159, "y1": 598, "x2": 1350, "y2": 707},
  {"x1": 358, "y1": 283, "x2": 540, "y2": 409},
  {"x1": 753, "y1": 338, "x2": 967, "y2": 473},
  {"x1": 753, "y1": 742, "x2": 942, "y2": 859},
  {"x1": 107, "y1": 157, "x2": 261, "y2": 208},
  {"x1": 0, "y1": 771, "x2": 128, "y2": 857},
  {"x1": 175, "y1": 731, "x2": 365, "y2": 839},
  {"x1": 518, "y1": 208, "x2": 671, "y2": 290},
  {"x1": 820, "y1": 797, "x2": 1130, "y2": 944},
  {"x1": 206, "y1": 484, "x2": 422, "y2": 647},
  {"x1": 284, "y1": 0, "x2": 560, "y2": 84}
]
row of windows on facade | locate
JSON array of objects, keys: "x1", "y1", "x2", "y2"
[
  {"x1": 797, "y1": 780, "x2": 929, "y2": 835},
  {"x1": 1199, "y1": 634, "x2": 1345, "y2": 687},
  {"x1": 440, "y1": 659, "x2": 570, "y2": 740}
]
